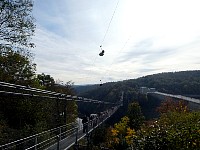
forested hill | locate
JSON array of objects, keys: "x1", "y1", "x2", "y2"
[
  {"x1": 74, "y1": 70, "x2": 200, "y2": 103},
  {"x1": 73, "y1": 84, "x2": 99, "y2": 95},
  {"x1": 131, "y1": 70, "x2": 200, "y2": 95}
]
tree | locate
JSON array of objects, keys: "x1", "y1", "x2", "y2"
[
  {"x1": 41, "y1": 79, "x2": 77, "y2": 126},
  {"x1": 0, "y1": 48, "x2": 37, "y2": 85},
  {"x1": 106, "y1": 116, "x2": 136, "y2": 150},
  {"x1": 53, "y1": 81, "x2": 77, "y2": 125},
  {"x1": 37, "y1": 73, "x2": 55, "y2": 88},
  {"x1": 0, "y1": 0, "x2": 37, "y2": 86},
  {"x1": 133, "y1": 100, "x2": 200, "y2": 150},
  {"x1": 156, "y1": 97, "x2": 188, "y2": 114},
  {"x1": 134, "y1": 111, "x2": 200, "y2": 150},
  {"x1": 0, "y1": 0, "x2": 35, "y2": 49},
  {"x1": 127, "y1": 102, "x2": 145, "y2": 130}
]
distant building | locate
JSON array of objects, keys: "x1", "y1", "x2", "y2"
[
  {"x1": 140, "y1": 87, "x2": 149, "y2": 94},
  {"x1": 140, "y1": 87, "x2": 156, "y2": 94}
]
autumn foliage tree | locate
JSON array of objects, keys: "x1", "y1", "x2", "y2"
[
  {"x1": 107, "y1": 116, "x2": 136, "y2": 150},
  {"x1": 103, "y1": 99, "x2": 199, "y2": 150},
  {"x1": 156, "y1": 97, "x2": 189, "y2": 114},
  {"x1": 134, "y1": 99, "x2": 200, "y2": 150}
]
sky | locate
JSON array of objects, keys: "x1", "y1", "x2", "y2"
[{"x1": 32, "y1": 0, "x2": 200, "y2": 85}]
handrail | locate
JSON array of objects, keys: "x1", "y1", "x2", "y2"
[
  {"x1": 0, "y1": 122, "x2": 75, "y2": 148},
  {"x1": 0, "y1": 81, "x2": 121, "y2": 149},
  {"x1": 0, "y1": 81, "x2": 116, "y2": 105},
  {"x1": 0, "y1": 106, "x2": 120, "y2": 150}
]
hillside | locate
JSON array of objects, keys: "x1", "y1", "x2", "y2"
[
  {"x1": 72, "y1": 84, "x2": 99, "y2": 95},
  {"x1": 74, "y1": 70, "x2": 200, "y2": 119},
  {"x1": 74, "y1": 70, "x2": 200, "y2": 103}
]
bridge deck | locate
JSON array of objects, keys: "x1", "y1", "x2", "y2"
[
  {"x1": 47, "y1": 110, "x2": 117, "y2": 150},
  {"x1": 153, "y1": 92, "x2": 200, "y2": 104},
  {"x1": 0, "y1": 107, "x2": 118, "y2": 150},
  {"x1": 47, "y1": 121, "x2": 104, "y2": 150}
]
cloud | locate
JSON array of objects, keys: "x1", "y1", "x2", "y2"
[
  {"x1": 115, "y1": 38, "x2": 175, "y2": 65},
  {"x1": 32, "y1": 0, "x2": 200, "y2": 84}
]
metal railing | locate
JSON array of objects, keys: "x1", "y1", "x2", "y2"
[
  {"x1": 0, "y1": 122, "x2": 76, "y2": 150},
  {"x1": 0, "y1": 106, "x2": 119, "y2": 150},
  {"x1": 0, "y1": 81, "x2": 121, "y2": 149},
  {"x1": 0, "y1": 81, "x2": 115, "y2": 105}
]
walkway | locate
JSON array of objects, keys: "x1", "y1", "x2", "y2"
[
  {"x1": 0, "y1": 106, "x2": 119, "y2": 150},
  {"x1": 153, "y1": 91, "x2": 200, "y2": 104}
]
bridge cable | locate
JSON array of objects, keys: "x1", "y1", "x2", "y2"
[{"x1": 100, "y1": 34, "x2": 132, "y2": 83}]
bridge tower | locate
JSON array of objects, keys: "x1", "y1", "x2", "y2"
[{"x1": 120, "y1": 91, "x2": 124, "y2": 106}]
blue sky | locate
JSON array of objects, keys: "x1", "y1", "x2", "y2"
[{"x1": 32, "y1": 0, "x2": 200, "y2": 85}]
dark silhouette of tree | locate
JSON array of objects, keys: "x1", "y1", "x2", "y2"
[
  {"x1": 0, "y1": 48, "x2": 37, "y2": 86},
  {"x1": 0, "y1": 0, "x2": 35, "y2": 49},
  {"x1": 127, "y1": 102, "x2": 145, "y2": 130}
]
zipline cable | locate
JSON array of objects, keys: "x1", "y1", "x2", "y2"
[
  {"x1": 68, "y1": 0, "x2": 121, "y2": 85},
  {"x1": 101, "y1": 0, "x2": 120, "y2": 45},
  {"x1": 88, "y1": 0, "x2": 120, "y2": 80},
  {"x1": 100, "y1": 34, "x2": 132, "y2": 83}
]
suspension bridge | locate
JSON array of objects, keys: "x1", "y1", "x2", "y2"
[
  {"x1": 152, "y1": 91, "x2": 200, "y2": 104},
  {"x1": 2, "y1": 82, "x2": 199, "y2": 150},
  {"x1": 140, "y1": 87, "x2": 200, "y2": 105},
  {"x1": 0, "y1": 107, "x2": 119, "y2": 150},
  {"x1": 0, "y1": 82, "x2": 122, "y2": 150}
]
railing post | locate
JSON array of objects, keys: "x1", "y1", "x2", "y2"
[
  {"x1": 75, "y1": 127, "x2": 78, "y2": 145},
  {"x1": 57, "y1": 135, "x2": 60, "y2": 150},
  {"x1": 86, "y1": 122, "x2": 90, "y2": 148},
  {"x1": 59, "y1": 127, "x2": 62, "y2": 141},
  {"x1": 34, "y1": 136, "x2": 37, "y2": 150},
  {"x1": 87, "y1": 121, "x2": 89, "y2": 133},
  {"x1": 74, "y1": 127, "x2": 79, "y2": 150}
]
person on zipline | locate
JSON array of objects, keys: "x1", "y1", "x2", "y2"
[{"x1": 99, "y1": 45, "x2": 105, "y2": 56}]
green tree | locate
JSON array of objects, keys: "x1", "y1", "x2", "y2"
[
  {"x1": 55, "y1": 81, "x2": 78, "y2": 125},
  {"x1": 37, "y1": 73, "x2": 55, "y2": 88},
  {"x1": 0, "y1": 48, "x2": 37, "y2": 86},
  {"x1": 0, "y1": 0, "x2": 37, "y2": 86},
  {"x1": 43, "y1": 79, "x2": 77, "y2": 126},
  {"x1": 127, "y1": 102, "x2": 145, "y2": 130},
  {"x1": 0, "y1": 0, "x2": 35, "y2": 49}
]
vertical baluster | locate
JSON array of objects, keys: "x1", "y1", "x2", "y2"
[
  {"x1": 34, "y1": 136, "x2": 37, "y2": 150},
  {"x1": 73, "y1": 127, "x2": 79, "y2": 150},
  {"x1": 59, "y1": 127, "x2": 62, "y2": 141},
  {"x1": 75, "y1": 127, "x2": 78, "y2": 145},
  {"x1": 57, "y1": 135, "x2": 60, "y2": 150}
]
